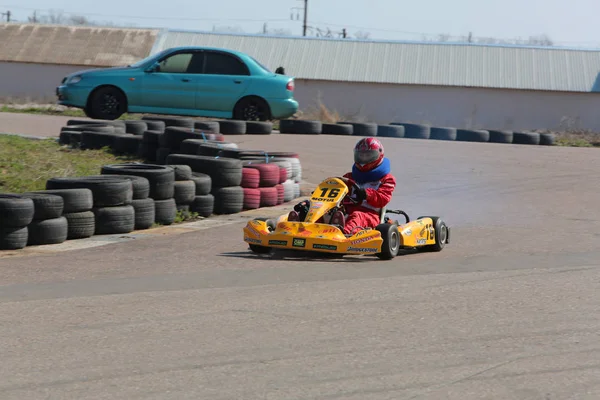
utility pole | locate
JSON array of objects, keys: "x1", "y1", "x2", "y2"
[
  {"x1": 1, "y1": 10, "x2": 11, "y2": 22},
  {"x1": 302, "y1": 0, "x2": 307, "y2": 36}
]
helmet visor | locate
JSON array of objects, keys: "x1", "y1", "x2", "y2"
[{"x1": 354, "y1": 149, "x2": 380, "y2": 165}]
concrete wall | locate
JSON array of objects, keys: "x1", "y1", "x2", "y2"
[
  {"x1": 294, "y1": 80, "x2": 600, "y2": 132},
  {"x1": 0, "y1": 62, "x2": 95, "y2": 103}
]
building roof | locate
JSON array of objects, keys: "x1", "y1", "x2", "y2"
[
  {"x1": 0, "y1": 23, "x2": 160, "y2": 67},
  {"x1": 152, "y1": 30, "x2": 600, "y2": 93}
]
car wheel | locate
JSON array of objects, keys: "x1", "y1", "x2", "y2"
[
  {"x1": 87, "y1": 86, "x2": 127, "y2": 120},
  {"x1": 248, "y1": 217, "x2": 276, "y2": 254},
  {"x1": 233, "y1": 97, "x2": 271, "y2": 121},
  {"x1": 375, "y1": 223, "x2": 400, "y2": 260}
]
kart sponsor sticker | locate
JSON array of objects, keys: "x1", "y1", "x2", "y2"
[
  {"x1": 312, "y1": 243, "x2": 337, "y2": 250},
  {"x1": 268, "y1": 240, "x2": 288, "y2": 246},
  {"x1": 244, "y1": 237, "x2": 262, "y2": 244},
  {"x1": 350, "y1": 236, "x2": 372, "y2": 245},
  {"x1": 416, "y1": 238, "x2": 426, "y2": 245},
  {"x1": 403, "y1": 228, "x2": 412, "y2": 235},
  {"x1": 347, "y1": 246, "x2": 378, "y2": 253},
  {"x1": 311, "y1": 202, "x2": 323, "y2": 209},
  {"x1": 312, "y1": 197, "x2": 337, "y2": 203},
  {"x1": 292, "y1": 238, "x2": 306, "y2": 248},
  {"x1": 247, "y1": 224, "x2": 261, "y2": 237},
  {"x1": 320, "y1": 228, "x2": 338, "y2": 234},
  {"x1": 325, "y1": 180, "x2": 339, "y2": 185}
]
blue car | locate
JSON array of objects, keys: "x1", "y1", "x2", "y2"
[{"x1": 56, "y1": 46, "x2": 299, "y2": 121}]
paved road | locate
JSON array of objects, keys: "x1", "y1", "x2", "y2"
[{"x1": 2, "y1": 113, "x2": 600, "y2": 399}]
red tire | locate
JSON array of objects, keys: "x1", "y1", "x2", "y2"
[
  {"x1": 241, "y1": 167, "x2": 260, "y2": 188},
  {"x1": 213, "y1": 133, "x2": 226, "y2": 142},
  {"x1": 244, "y1": 163, "x2": 280, "y2": 187},
  {"x1": 268, "y1": 151, "x2": 299, "y2": 158},
  {"x1": 243, "y1": 187, "x2": 261, "y2": 209},
  {"x1": 259, "y1": 186, "x2": 278, "y2": 207},
  {"x1": 275, "y1": 184, "x2": 284, "y2": 205},
  {"x1": 279, "y1": 166, "x2": 287, "y2": 184}
]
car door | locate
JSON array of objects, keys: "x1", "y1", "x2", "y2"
[
  {"x1": 139, "y1": 50, "x2": 202, "y2": 110},
  {"x1": 194, "y1": 51, "x2": 251, "y2": 113}
]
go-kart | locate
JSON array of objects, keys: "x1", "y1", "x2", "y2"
[{"x1": 242, "y1": 176, "x2": 450, "y2": 259}]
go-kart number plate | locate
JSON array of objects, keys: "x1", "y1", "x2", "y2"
[{"x1": 311, "y1": 187, "x2": 341, "y2": 202}]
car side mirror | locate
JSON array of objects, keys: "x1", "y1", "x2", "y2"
[{"x1": 146, "y1": 62, "x2": 160, "y2": 73}]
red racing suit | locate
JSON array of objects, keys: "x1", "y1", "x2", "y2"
[{"x1": 340, "y1": 171, "x2": 396, "y2": 235}]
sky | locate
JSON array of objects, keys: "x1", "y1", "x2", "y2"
[{"x1": 3, "y1": 0, "x2": 600, "y2": 48}]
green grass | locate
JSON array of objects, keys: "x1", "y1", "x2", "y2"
[{"x1": 0, "y1": 134, "x2": 142, "y2": 193}]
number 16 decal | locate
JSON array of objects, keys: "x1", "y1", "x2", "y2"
[{"x1": 318, "y1": 187, "x2": 340, "y2": 198}]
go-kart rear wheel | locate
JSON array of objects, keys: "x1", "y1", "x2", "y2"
[
  {"x1": 248, "y1": 217, "x2": 276, "y2": 254},
  {"x1": 375, "y1": 223, "x2": 400, "y2": 260}
]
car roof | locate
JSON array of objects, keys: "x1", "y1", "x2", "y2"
[{"x1": 164, "y1": 46, "x2": 248, "y2": 58}]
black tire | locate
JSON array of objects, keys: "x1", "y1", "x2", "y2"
[
  {"x1": 80, "y1": 131, "x2": 125, "y2": 150},
  {"x1": 248, "y1": 217, "x2": 276, "y2": 253},
  {"x1": 391, "y1": 123, "x2": 430, "y2": 139},
  {"x1": 212, "y1": 186, "x2": 244, "y2": 214},
  {"x1": 131, "y1": 198, "x2": 155, "y2": 230},
  {"x1": 233, "y1": 96, "x2": 271, "y2": 121},
  {"x1": 377, "y1": 124, "x2": 405, "y2": 138},
  {"x1": 142, "y1": 130, "x2": 164, "y2": 145},
  {"x1": 0, "y1": 226, "x2": 28, "y2": 250},
  {"x1": 100, "y1": 163, "x2": 175, "y2": 200},
  {"x1": 167, "y1": 164, "x2": 193, "y2": 181},
  {"x1": 59, "y1": 131, "x2": 80, "y2": 146},
  {"x1": 173, "y1": 180, "x2": 196, "y2": 205},
  {"x1": 20, "y1": 192, "x2": 64, "y2": 220},
  {"x1": 160, "y1": 127, "x2": 215, "y2": 151},
  {"x1": 61, "y1": 124, "x2": 115, "y2": 134},
  {"x1": 430, "y1": 127, "x2": 457, "y2": 141},
  {"x1": 246, "y1": 121, "x2": 273, "y2": 134},
  {"x1": 31, "y1": 189, "x2": 93, "y2": 213},
  {"x1": 154, "y1": 198, "x2": 177, "y2": 225},
  {"x1": 27, "y1": 217, "x2": 69, "y2": 246},
  {"x1": 46, "y1": 176, "x2": 133, "y2": 207},
  {"x1": 340, "y1": 122, "x2": 377, "y2": 136},
  {"x1": 279, "y1": 119, "x2": 322, "y2": 135},
  {"x1": 190, "y1": 172, "x2": 212, "y2": 195},
  {"x1": 194, "y1": 121, "x2": 220, "y2": 133},
  {"x1": 63, "y1": 211, "x2": 95, "y2": 239},
  {"x1": 143, "y1": 120, "x2": 166, "y2": 132},
  {"x1": 90, "y1": 174, "x2": 150, "y2": 200},
  {"x1": 219, "y1": 120, "x2": 247, "y2": 135},
  {"x1": 86, "y1": 86, "x2": 127, "y2": 120},
  {"x1": 142, "y1": 115, "x2": 194, "y2": 128},
  {"x1": 539, "y1": 133, "x2": 556, "y2": 146},
  {"x1": 456, "y1": 129, "x2": 490, "y2": 142},
  {"x1": 165, "y1": 154, "x2": 243, "y2": 188},
  {"x1": 322, "y1": 123, "x2": 353, "y2": 135},
  {"x1": 66, "y1": 119, "x2": 126, "y2": 131},
  {"x1": 190, "y1": 194, "x2": 214, "y2": 217},
  {"x1": 488, "y1": 130, "x2": 513, "y2": 144},
  {"x1": 177, "y1": 204, "x2": 190, "y2": 212},
  {"x1": 114, "y1": 135, "x2": 143, "y2": 155},
  {"x1": 422, "y1": 217, "x2": 448, "y2": 252},
  {"x1": 513, "y1": 132, "x2": 541, "y2": 145},
  {"x1": 123, "y1": 120, "x2": 148, "y2": 135},
  {"x1": 0, "y1": 194, "x2": 35, "y2": 228},
  {"x1": 92, "y1": 205, "x2": 135, "y2": 234},
  {"x1": 375, "y1": 223, "x2": 401, "y2": 260},
  {"x1": 156, "y1": 148, "x2": 170, "y2": 165},
  {"x1": 138, "y1": 142, "x2": 158, "y2": 162}
]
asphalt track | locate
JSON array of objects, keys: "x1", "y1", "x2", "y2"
[{"x1": 1, "y1": 112, "x2": 600, "y2": 399}]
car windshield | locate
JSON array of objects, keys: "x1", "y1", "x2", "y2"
[
  {"x1": 250, "y1": 57, "x2": 272, "y2": 73},
  {"x1": 128, "y1": 49, "x2": 171, "y2": 68}
]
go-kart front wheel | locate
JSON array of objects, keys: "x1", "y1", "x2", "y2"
[
  {"x1": 248, "y1": 217, "x2": 276, "y2": 254},
  {"x1": 375, "y1": 223, "x2": 400, "y2": 260}
]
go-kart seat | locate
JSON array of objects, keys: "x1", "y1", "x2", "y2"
[{"x1": 379, "y1": 206, "x2": 387, "y2": 224}]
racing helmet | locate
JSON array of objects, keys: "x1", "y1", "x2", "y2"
[{"x1": 354, "y1": 137, "x2": 384, "y2": 172}]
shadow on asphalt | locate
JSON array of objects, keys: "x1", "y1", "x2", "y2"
[{"x1": 220, "y1": 248, "x2": 419, "y2": 263}]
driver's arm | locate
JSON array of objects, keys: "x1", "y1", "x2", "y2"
[{"x1": 364, "y1": 175, "x2": 396, "y2": 208}]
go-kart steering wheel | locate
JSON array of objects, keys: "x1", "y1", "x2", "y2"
[{"x1": 334, "y1": 176, "x2": 361, "y2": 203}]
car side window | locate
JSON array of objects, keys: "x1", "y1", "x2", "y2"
[
  {"x1": 157, "y1": 52, "x2": 193, "y2": 73},
  {"x1": 204, "y1": 52, "x2": 249, "y2": 76}
]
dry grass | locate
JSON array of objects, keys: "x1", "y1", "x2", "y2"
[{"x1": 0, "y1": 134, "x2": 141, "y2": 193}]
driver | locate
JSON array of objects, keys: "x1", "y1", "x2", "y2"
[{"x1": 290, "y1": 137, "x2": 396, "y2": 235}]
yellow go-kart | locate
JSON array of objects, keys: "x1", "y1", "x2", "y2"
[{"x1": 242, "y1": 177, "x2": 450, "y2": 259}]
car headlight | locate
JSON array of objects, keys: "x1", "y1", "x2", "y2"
[{"x1": 69, "y1": 75, "x2": 83, "y2": 84}]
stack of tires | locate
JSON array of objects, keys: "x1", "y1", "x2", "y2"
[
  {"x1": 164, "y1": 153, "x2": 244, "y2": 215},
  {"x1": 240, "y1": 163, "x2": 281, "y2": 209},
  {"x1": 155, "y1": 126, "x2": 224, "y2": 164},
  {"x1": 21, "y1": 192, "x2": 68, "y2": 246},
  {"x1": 100, "y1": 164, "x2": 177, "y2": 226},
  {"x1": 27, "y1": 189, "x2": 96, "y2": 240},
  {"x1": 167, "y1": 165, "x2": 197, "y2": 213},
  {"x1": 45, "y1": 176, "x2": 138, "y2": 235},
  {"x1": 0, "y1": 194, "x2": 35, "y2": 250},
  {"x1": 189, "y1": 172, "x2": 214, "y2": 217}
]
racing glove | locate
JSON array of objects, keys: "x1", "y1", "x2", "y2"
[{"x1": 350, "y1": 186, "x2": 367, "y2": 203}]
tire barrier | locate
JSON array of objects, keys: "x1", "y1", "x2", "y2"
[
  {"x1": 277, "y1": 119, "x2": 556, "y2": 146},
  {"x1": 3, "y1": 117, "x2": 305, "y2": 250}
]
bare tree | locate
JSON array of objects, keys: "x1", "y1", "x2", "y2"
[{"x1": 354, "y1": 31, "x2": 371, "y2": 40}]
